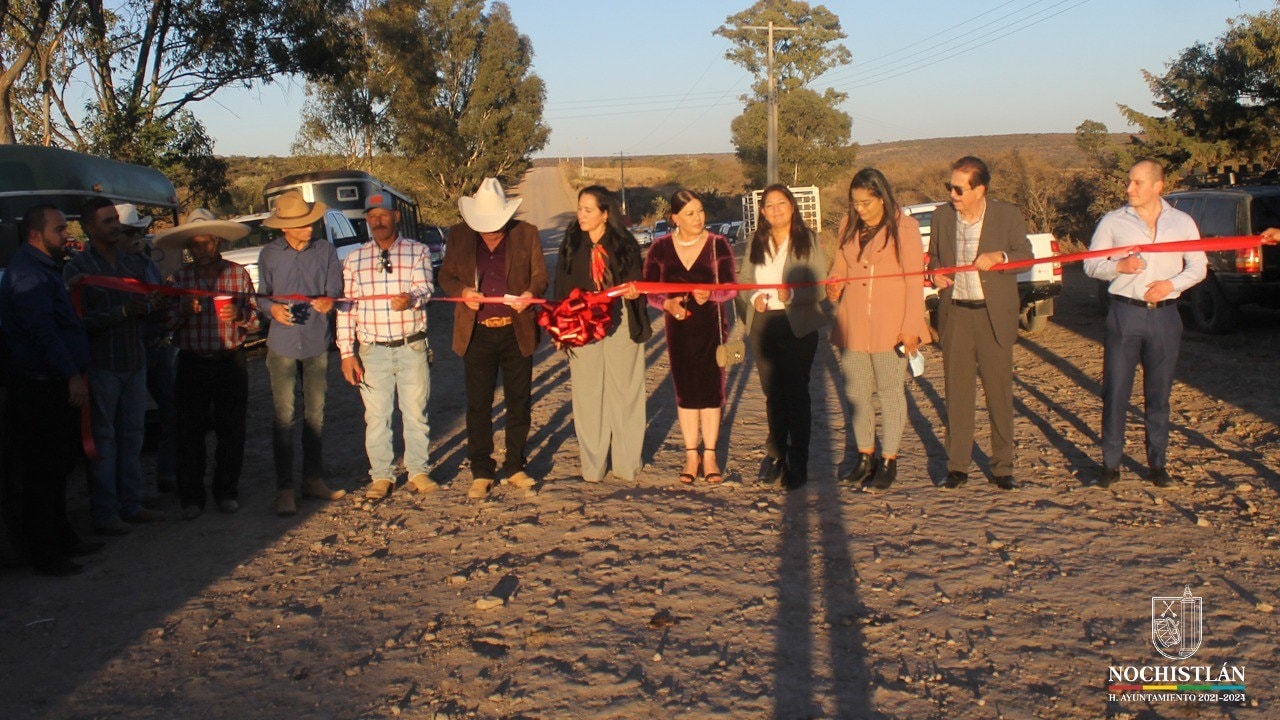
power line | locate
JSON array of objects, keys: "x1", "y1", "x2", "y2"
[{"x1": 541, "y1": 0, "x2": 1092, "y2": 125}]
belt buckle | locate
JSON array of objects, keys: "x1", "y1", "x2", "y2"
[{"x1": 1146, "y1": 301, "x2": 1156, "y2": 310}]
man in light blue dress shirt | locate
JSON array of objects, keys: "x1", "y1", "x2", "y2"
[{"x1": 1084, "y1": 160, "x2": 1206, "y2": 489}]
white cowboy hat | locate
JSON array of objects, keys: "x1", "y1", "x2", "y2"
[
  {"x1": 113, "y1": 203, "x2": 153, "y2": 229},
  {"x1": 262, "y1": 190, "x2": 328, "y2": 229},
  {"x1": 459, "y1": 178, "x2": 522, "y2": 233}
]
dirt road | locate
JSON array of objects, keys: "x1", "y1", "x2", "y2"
[{"x1": 1, "y1": 167, "x2": 1278, "y2": 719}]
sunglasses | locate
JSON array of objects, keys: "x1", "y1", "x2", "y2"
[
  {"x1": 944, "y1": 182, "x2": 972, "y2": 196},
  {"x1": 379, "y1": 248, "x2": 393, "y2": 274}
]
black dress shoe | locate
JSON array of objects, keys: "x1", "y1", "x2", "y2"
[
  {"x1": 1149, "y1": 467, "x2": 1172, "y2": 488},
  {"x1": 758, "y1": 456, "x2": 780, "y2": 484},
  {"x1": 33, "y1": 558, "x2": 83, "y2": 577},
  {"x1": 842, "y1": 453, "x2": 876, "y2": 486},
  {"x1": 784, "y1": 459, "x2": 808, "y2": 490},
  {"x1": 1095, "y1": 466, "x2": 1120, "y2": 489},
  {"x1": 942, "y1": 471, "x2": 968, "y2": 489},
  {"x1": 868, "y1": 457, "x2": 896, "y2": 491},
  {"x1": 63, "y1": 539, "x2": 106, "y2": 557},
  {"x1": 991, "y1": 475, "x2": 1018, "y2": 490}
]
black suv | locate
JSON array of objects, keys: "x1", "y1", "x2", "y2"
[{"x1": 1159, "y1": 174, "x2": 1280, "y2": 333}]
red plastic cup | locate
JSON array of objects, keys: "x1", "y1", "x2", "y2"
[{"x1": 212, "y1": 295, "x2": 233, "y2": 316}]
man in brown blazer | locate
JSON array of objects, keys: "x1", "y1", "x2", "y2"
[
  {"x1": 928, "y1": 157, "x2": 1032, "y2": 490},
  {"x1": 439, "y1": 178, "x2": 549, "y2": 499}
]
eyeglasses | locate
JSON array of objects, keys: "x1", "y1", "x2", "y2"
[
  {"x1": 944, "y1": 182, "x2": 972, "y2": 196},
  {"x1": 379, "y1": 249, "x2": 393, "y2": 274},
  {"x1": 851, "y1": 199, "x2": 880, "y2": 210}
]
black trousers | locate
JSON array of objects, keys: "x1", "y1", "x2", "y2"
[
  {"x1": 464, "y1": 325, "x2": 533, "y2": 478},
  {"x1": 6, "y1": 377, "x2": 82, "y2": 568},
  {"x1": 749, "y1": 310, "x2": 819, "y2": 466},
  {"x1": 175, "y1": 349, "x2": 248, "y2": 508}
]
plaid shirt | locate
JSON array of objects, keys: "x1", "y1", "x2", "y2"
[
  {"x1": 336, "y1": 237, "x2": 432, "y2": 358},
  {"x1": 166, "y1": 259, "x2": 260, "y2": 354},
  {"x1": 63, "y1": 245, "x2": 162, "y2": 372}
]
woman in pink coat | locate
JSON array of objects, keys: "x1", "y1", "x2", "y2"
[{"x1": 827, "y1": 168, "x2": 928, "y2": 491}]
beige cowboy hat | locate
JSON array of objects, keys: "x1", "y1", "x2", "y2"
[
  {"x1": 152, "y1": 206, "x2": 249, "y2": 251},
  {"x1": 150, "y1": 209, "x2": 249, "y2": 277},
  {"x1": 263, "y1": 190, "x2": 328, "y2": 229},
  {"x1": 459, "y1": 177, "x2": 522, "y2": 233}
]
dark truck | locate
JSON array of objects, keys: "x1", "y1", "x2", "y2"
[{"x1": 1158, "y1": 169, "x2": 1280, "y2": 333}]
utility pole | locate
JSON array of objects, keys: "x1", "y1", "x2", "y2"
[
  {"x1": 742, "y1": 21, "x2": 798, "y2": 185},
  {"x1": 618, "y1": 151, "x2": 628, "y2": 219}
]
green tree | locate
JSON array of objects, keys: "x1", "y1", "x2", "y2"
[
  {"x1": 292, "y1": 1, "x2": 396, "y2": 172},
  {"x1": 730, "y1": 87, "x2": 857, "y2": 188},
  {"x1": 0, "y1": 0, "x2": 84, "y2": 144},
  {"x1": 357, "y1": 0, "x2": 547, "y2": 222},
  {"x1": 715, "y1": 0, "x2": 856, "y2": 188},
  {"x1": 3, "y1": 0, "x2": 358, "y2": 206},
  {"x1": 1121, "y1": 7, "x2": 1280, "y2": 174},
  {"x1": 714, "y1": 0, "x2": 850, "y2": 92}
]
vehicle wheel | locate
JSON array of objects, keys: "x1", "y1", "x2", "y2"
[
  {"x1": 1020, "y1": 303, "x2": 1049, "y2": 333},
  {"x1": 1187, "y1": 276, "x2": 1237, "y2": 334}
]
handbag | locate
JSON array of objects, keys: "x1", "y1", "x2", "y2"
[{"x1": 711, "y1": 239, "x2": 746, "y2": 367}]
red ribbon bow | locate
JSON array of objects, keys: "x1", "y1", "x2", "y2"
[{"x1": 538, "y1": 288, "x2": 613, "y2": 347}]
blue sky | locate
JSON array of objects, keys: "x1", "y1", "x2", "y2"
[{"x1": 201, "y1": 0, "x2": 1277, "y2": 157}]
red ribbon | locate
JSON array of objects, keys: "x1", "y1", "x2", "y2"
[
  {"x1": 538, "y1": 288, "x2": 613, "y2": 347},
  {"x1": 71, "y1": 234, "x2": 1265, "y2": 352}
]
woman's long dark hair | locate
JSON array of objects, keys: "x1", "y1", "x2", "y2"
[
  {"x1": 749, "y1": 183, "x2": 813, "y2": 266},
  {"x1": 839, "y1": 167, "x2": 903, "y2": 265},
  {"x1": 559, "y1": 185, "x2": 639, "y2": 280}
]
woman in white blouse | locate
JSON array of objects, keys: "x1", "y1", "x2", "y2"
[{"x1": 736, "y1": 184, "x2": 828, "y2": 489}]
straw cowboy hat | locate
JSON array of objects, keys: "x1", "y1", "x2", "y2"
[
  {"x1": 262, "y1": 190, "x2": 327, "y2": 229},
  {"x1": 113, "y1": 203, "x2": 153, "y2": 230},
  {"x1": 149, "y1": 209, "x2": 249, "y2": 276},
  {"x1": 459, "y1": 178, "x2": 522, "y2": 233}
]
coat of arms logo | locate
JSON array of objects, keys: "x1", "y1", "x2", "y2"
[{"x1": 1151, "y1": 587, "x2": 1203, "y2": 660}]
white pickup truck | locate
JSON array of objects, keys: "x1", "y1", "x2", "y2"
[{"x1": 904, "y1": 201, "x2": 1062, "y2": 333}]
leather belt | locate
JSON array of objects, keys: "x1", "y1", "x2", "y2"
[
  {"x1": 1111, "y1": 294, "x2": 1176, "y2": 310},
  {"x1": 370, "y1": 330, "x2": 427, "y2": 348},
  {"x1": 951, "y1": 299, "x2": 987, "y2": 309},
  {"x1": 478, "y1": 316, "x2": 514, "y2": 328}
]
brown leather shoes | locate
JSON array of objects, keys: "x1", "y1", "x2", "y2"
[
  {"x1": 406, "y1": 473, "x2": 438, "y2": 494},
  {"x1": 302, "y1": 477, "x2": 346, "y2": 500},
  {"x1": 365, "y1": 478, "x2": 394, "y2": 500},
  {"x1": 276, "y1": 489, "x2": 297, "y2": 517}
]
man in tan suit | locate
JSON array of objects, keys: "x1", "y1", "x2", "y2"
[
  {"x1": 928, "y1": 156, "x2": 1032, "y2": 490},
  {"x1": 439, "y1": 178, "x2": 548, "y2": 499}
]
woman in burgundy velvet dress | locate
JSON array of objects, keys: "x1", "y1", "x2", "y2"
[{"x1": 642, "y1": 189, "x2": 736, "y2": 483}]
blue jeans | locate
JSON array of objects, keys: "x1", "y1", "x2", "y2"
[
  {"x1": 88, "y1": 366, "x2": 147, "y2": 523},
  {"x1": 266, "y1": 349, "x2": 329, "y2": 489},
  {"x1": 357, "y1": 340, "x2": 430, "y2": 480}
]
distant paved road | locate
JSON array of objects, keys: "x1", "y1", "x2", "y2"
[{"x1": 512, "y1": 165, "x2": 576, "y2": 254}]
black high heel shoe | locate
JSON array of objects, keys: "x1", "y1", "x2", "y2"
[
  {"x1": 703, "y1": 448, "x2": 722, "y2": 484},
  {"x1": 679, "y1": 448, "x2": 699, "y2": 484}
]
